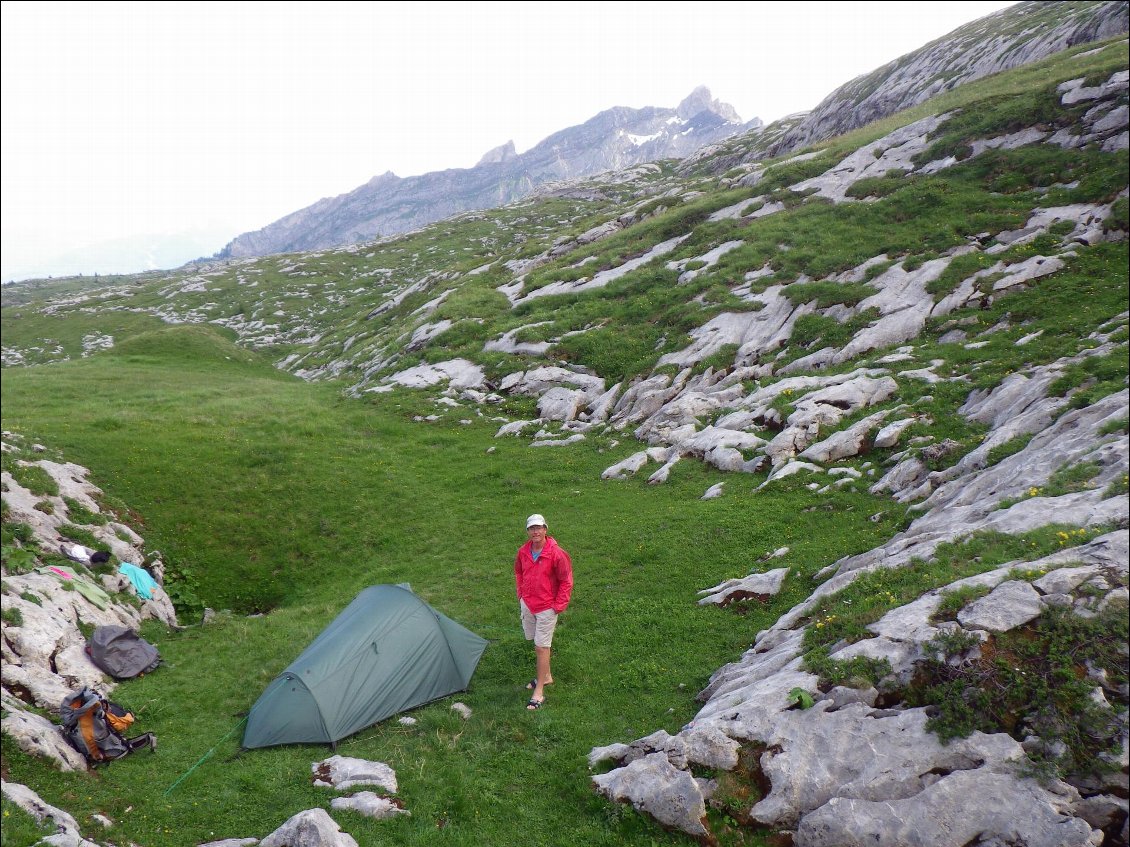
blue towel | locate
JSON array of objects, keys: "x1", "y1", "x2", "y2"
[{"x1": 118, "y1": 563, "x2": 159, "y2": 600}]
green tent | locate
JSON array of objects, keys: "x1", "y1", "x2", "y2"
[{"x1": 243, "y1": 584, "x2": 487, "y2": 749}]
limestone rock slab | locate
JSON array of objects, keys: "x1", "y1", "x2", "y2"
[
  {"x1": 312, "y1": 756, "x2": 397, "y2": 793},
  {"x1": 794, "y1": 768, "x2": 1095, "y2": 847},
  {"x1": 329, "y1": 792, "x2": 409, "y2": 820},
  {"x1": 259, "y1": 809, "x2": 358, "y2": 847},
  {"x1": 591, "y1": 752, "x2": 708, "y2": 838},
  {"x1": 958, "y1": 580, "x2": 1043, "y2": 632}
]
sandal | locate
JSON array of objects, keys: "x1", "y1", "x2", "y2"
[
  {"x1": 525, "y1": 678, "x2": 553, "y2": 690},
  {"x1": 526, "y1": 697, "x2": 545, "y2": 710}
]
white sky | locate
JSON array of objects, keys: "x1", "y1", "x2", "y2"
[{"x1": 1, "y1": 1, "x2": 1016, "y2": 280}]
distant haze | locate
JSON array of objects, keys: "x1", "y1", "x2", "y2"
[{"x1": 1, "y1": 1, "x2": 1015, "y2": 282}]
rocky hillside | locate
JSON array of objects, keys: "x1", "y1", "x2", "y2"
[
  {"x1": 216, "y1": 86, "x2": 759, "y2": 260},
  {"x1": 766, "y1": 0, "x2": 1129, "y2": 158},
  {"x1": 2, "y1": 12, "x2": 1128, "y2": 847}
]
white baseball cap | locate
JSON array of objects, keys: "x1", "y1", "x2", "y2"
[{"x1": 526, "y1": 513, "x2": 547, "y2": 529}]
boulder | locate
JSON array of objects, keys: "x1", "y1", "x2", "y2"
[
  {"x1": 794, "y1": 767, "x2": 1096, "y2": 847},
  {"x1": 697, "y1": 568, "x2": 789, "y2": 606},
  {"x1": 259, "y1": 809, "x2": 358, "y2": 847},
  {"x1": 588, "y1": 742, "x2": 631, "y2": 768},
  {"x1": 537, "y1": 387, "x2": 589, "y2": 422},
  {"x1": 381, "y1": 359, "x2": 485, "y2": 390},
  {"x1": 500, "y1": 366, "x2": 605, "y2": 400},
  {"x1": 601, "y1": 451, "x2": 650, "y2": 480},
  {"x1": 329, "y1": 793, "x2": 409, "y2": 820},
  {"x1": 748, "y1": 704, "x2": 1026, "y2": 828},
  {"x1": 494, "y1": 420, "x2": 536, "y2": 437},
  {"x1": 872, "y1": 418, "x2": 916, "y2": 449},
  {"x1": 591, "y1": 752, "x2": 709, "y2": 838},
  {"x1": 311, "y1": 756, "x2": 397, "y2": 793},
  {"x1": 701, "y1": 483, "x2": 725, "y2": 500},
  {"x1": 0, "y1": 698, "x2": 88, "y2": 772},
  {"x1": 646, "y1": 453, "x2": 682, "y2": 484},
  {"x1": 798, "y1": 411, "x2": 889, "y2": 464}
]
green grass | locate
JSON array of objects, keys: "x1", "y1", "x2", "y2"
[
  {"x1": 932, "y1": 584, "x2": 992, "y2": 622},
  {"x1": 2, "y1": 460, "x2": 59, "y2": 497},
  {"x1": 0, "y1": 326, "x2": 899, "y2": 847},
  {"x1": 1, "y1": 796, "x2": 56, "y2": 847},
  {"x1": 780, "y1": 281, "x2": 878, "y2": 308}
]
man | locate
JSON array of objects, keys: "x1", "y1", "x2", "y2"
[{"x1": 514, "y1": 513, "x2": 573, "y2": 710}]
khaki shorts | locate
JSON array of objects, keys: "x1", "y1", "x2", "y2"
[{"x1": 520, "y1": 599, "x2": 559, "y2": 648}]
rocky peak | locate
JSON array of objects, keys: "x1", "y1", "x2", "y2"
[
  {"x1": 365, "y1": 170, "x2": 400, "y2": 187},
  {"x1": 676, "y1": 85, "x2": 742, "y2": 123},
  {"x1": 476, "y1": 140, "x2": 518, "y2": 166}
]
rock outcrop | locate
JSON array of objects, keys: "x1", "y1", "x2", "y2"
[
  {"x1": 589, "y1": 371, "x2": 1129, "y2": 843},
  {"x1": 1, "y1": 433, "x2": 179, "y2": 771}
]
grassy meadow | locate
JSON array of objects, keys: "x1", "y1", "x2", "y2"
[{"x1": 1, "y1": 326, "x2": 900, "y2": 846}]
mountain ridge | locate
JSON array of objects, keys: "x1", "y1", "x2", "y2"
[{"x1": 216, "y1": 86, "x2": 759, "y2": 260}]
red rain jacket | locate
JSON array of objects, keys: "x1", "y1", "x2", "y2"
[{"x1": 514, "y1": 536, "x2": 573, "y2": 614}]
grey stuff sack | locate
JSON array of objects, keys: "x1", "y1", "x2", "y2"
[{"x1": 86, "y1": 625, "x2": 161, "y2": 679}]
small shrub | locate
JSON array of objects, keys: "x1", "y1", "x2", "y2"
[
  {"x1": 903, "y1": 251, "x2": 939, "y2": 272},
  {"x1": 804, "y1": 647, "x2": 892, "y2": 688},
  {"x1": 758, "y1": 155, "x2": 834, "y2": 193},
  {"x1": 1, "y1": 521, "x2": 34, "y2": 545},
  {"x1": 926, "y1": 251, "x2": 997, "y2": 298},
  {"x1": 786, "y1": 687, "x2": 816, "y2": 709},
  {"x1": 1, "y1": 606, "x2": 24, "y2": 627},
  {"x1": 1103, "y1": 196, "x2": 1128, "y2": 233},
  {"x1": 696, "y1": 343, "x2": 741, "y2": 374},
  {"x1": 909, "y1": 603, "x2": 1128, "y2": 779},
  {"x1": 845, "y1": 172, "x2": 911, "y2": 199},
  {"x1": 1047, "y1": 348, "x2": 1128, "y2": 402},
  {"x1": 20, "y1": 591, "x2": 42, "y2": 606},
  {"x1": 788, "y1": 308, "x2": 879, "y2": 352},
  {"x1": 33, "y1": 499, "x2": 55, "y2": 515},
  {"x1": 163, "y1": 561, "x2": 205, "y2": 621},
  {"x1": 1, "y1": 544, "x2": 39, "y2": 574}
]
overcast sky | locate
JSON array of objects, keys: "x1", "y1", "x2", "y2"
[{"x1": 1, "y1": 1, "x2": 1016, "y2": 281}]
